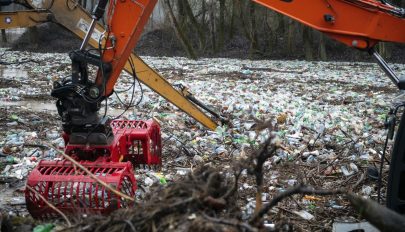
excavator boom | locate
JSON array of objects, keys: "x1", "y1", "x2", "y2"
[
  {"x1": 0, "y1": 10, "x2": 50, "y2": 29},
  {"x1": 253, "y1": 0, "x2": 405, "y2": 49},
  {"x1": 96, "y1": 0, "x2": 157, "y2": 96}
]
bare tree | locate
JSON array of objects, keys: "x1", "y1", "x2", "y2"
[
  {"x1": 164, "y1": 0, "x2": 197, "y2": 59},
  {"x1": 302, "y1": 25, "x2": 313, "y2": 60}
]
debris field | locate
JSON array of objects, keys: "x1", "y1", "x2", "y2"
[{"x1": 0, "y1": 48, "x2": 404, "y2": 231}]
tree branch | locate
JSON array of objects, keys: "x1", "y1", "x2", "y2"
[{"x1": 250, "y1": 184, "x2": 344, "y2": 224}]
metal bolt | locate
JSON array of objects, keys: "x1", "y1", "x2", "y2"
[
  {"x1": 324, "y1": 14, "x2": 335, "y2": 23},
  {"x1": 89, "y1": 86, "x2": 100, "y2": 98}
]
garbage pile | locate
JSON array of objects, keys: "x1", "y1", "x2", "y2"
[{"x1": 1, "y1": 49, "x2": 405, "y2": 231}]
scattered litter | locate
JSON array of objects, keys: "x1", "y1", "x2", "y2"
[
  {"x1": 187, "y1": 213, "x2": 197, "y2": 220},
  {"x1": 9, "y1": 197, "x2": 25, "y2": 205},
  {"x1": 293, "y1": 210, "x2": 314, "y2": 220},
  {"x1": 328, "y1": 200, "x2": 344, "y2": 209},
  {"x1": 9, "y1": 114, "x2": 19, "y2": 121},
  {"x1": 332, "y1": 221, "x2": 379, "y2": 232},
  {"x1": 151, "y1": 172, "x2": 167, "y2": 185},
  {"x1": 175, "y1": 168, "x2": 191, "y2": 176},
  {"x1": 6, "y1": 121, "x2": 18, "y2": 126},
  {"x1": 367, "y1": 166, "x2": 380, "y2": 180},
  {"x1": 302, "y1": 150, "x2": 320, "y2": 158},
  {"x1": 144, "y1": 177, "x2": 154, "y2": 186},
  {"x1": 362, "y1": 186, "x2": 373, "y2": 196},
  {"x1": 263, "y1": 223, "x2": 276, "y2": 230},
  {"x1": 192, "y1": 154, "x2": 204, "y2": 164},
  {"x1": 1, "y1": 49, "x2": 403, "y2": 231},
  {"x1": 303, "y1": 195, "x2": 322, "y2": 201},
  {"x1": 33, "y1": 224, "x2": 54, "y2": 232},
  {"x1": 287, "y1": 179, "x2": 297, "y2": 186},
  {"x1": 46, "y1": 131, "x2": 59, "y2": 140},
  {"x1": 341, "y1": 163, "x2": 359, "y2": 176}
]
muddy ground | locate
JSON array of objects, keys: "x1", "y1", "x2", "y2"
[{"x1": 0, "y1": 48, "x2": 404, "y2": 231}]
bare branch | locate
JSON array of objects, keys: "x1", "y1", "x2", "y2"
[
  {"x1": 203, "y1": 213, "x2": 258, "y2": 232},
  {"x1": 250, "y1": 184, "x2": 344, "y2": 224},
  {"x1": 221, "y1": 169, "x2": 242, "y2": 200}
]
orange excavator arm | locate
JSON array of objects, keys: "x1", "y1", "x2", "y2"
[
  {"x1": 253, "y1": 0, "x2": 405, "y2": 49},
  {"x1": 96, "y1": 0, "x2": 157, "y2": 96},
  {"x1": 252, "y1": 0, "x2": 405, "y2": 89}
]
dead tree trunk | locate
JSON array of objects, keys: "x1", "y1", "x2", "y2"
[
  {"x1": 236, "y1": 0, "x2": 251, "y2": 43},
  {"x1": 201, "y1": 0, "x2": 206, "y2": 27},
  {"x1": 176, "y1": 0, "x2": 185, "y2": 27},
  {"x1": 318, "y1": 32, "x2": 327, "y2": 60},
  {"x1": 0, "y1": 6, "x2": 6, "y2": 44},
  {"x1": 1, "y1": 29, "x2": 6, "y2": 44},
  {"x1": 28, "y1": 27, "x2": 39, "y2": 48},
  {"x1": 265, "y1": 12, "x2": 277, "y2": 56},
  {"x1": 164, "y1": 0, "x2": 197, "y2": 59},
  {"x1": 378, "y1": 42, "x2": 392, "y2": 59},
  {"x1": 182, "y1": 0, "x2": 206, "y2": 50},
  {"x1": 218, "y1": 0, "x2": 226, "y2": 50},
  {"x1": 249, "y1": 2, "x2": 258, "y2": 52},
  {"x1": 272, "y1": 13, "x2": 284, "y2": 50},
  {"x1": 286, "y1": 18, "x2": 295, "y2": 54},
  {"x1": 229, "y1": 0, "x2": 236, "y2": 39},
  {"x1": 302, "y1": 26, "x2": 313, "y2": 60},
  {"x1": 210, "y1": 3, "x2": 217, "y2": 53}
]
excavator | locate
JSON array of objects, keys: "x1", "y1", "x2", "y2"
[{"x1": 1, "y1": 0, "x2": 405, "y2": 220}]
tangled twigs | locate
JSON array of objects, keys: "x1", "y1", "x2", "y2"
[
  {"x1": 351, "y1": 171, "x2": 366, "y2": 190},
  {"x1": 147, "y1": 197, "x2": 195, "y2": 220},
  {"x1": 54, "y1": 154, "x2": 404, "y2": 232},
  {"x1": 249, "y1": 184, "x2": 345, "y2": 225},
  {"x1": 26, "y1": 185, "x2": 72, "y2": 227},
  {"x1": 221, "y1": 169, "x2": 242, "y2": 200},
  {"x1": 250, "y1": 130, "x2": 278, "y2": 213},
  {"x1": 202, "y1": 214, "x2": 258, "y2": 232},
  {"x1": 63, "y1": 166, "x2": 237, "y2": 232}
]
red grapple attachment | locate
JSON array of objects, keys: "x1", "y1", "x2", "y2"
[
  {"x1": 25, "y1": 120, "x2": 162, "y2": 219},
  {"x1": 110, "y1": 120, "x2": 162, "y2": 168},
  {"x1": 25, "y1": 160, "x2": 136, "y2": 219}
]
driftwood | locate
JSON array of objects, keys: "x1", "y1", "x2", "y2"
[{"x1": 347, "y1": 193, "x2": 405, "y2": 232}]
